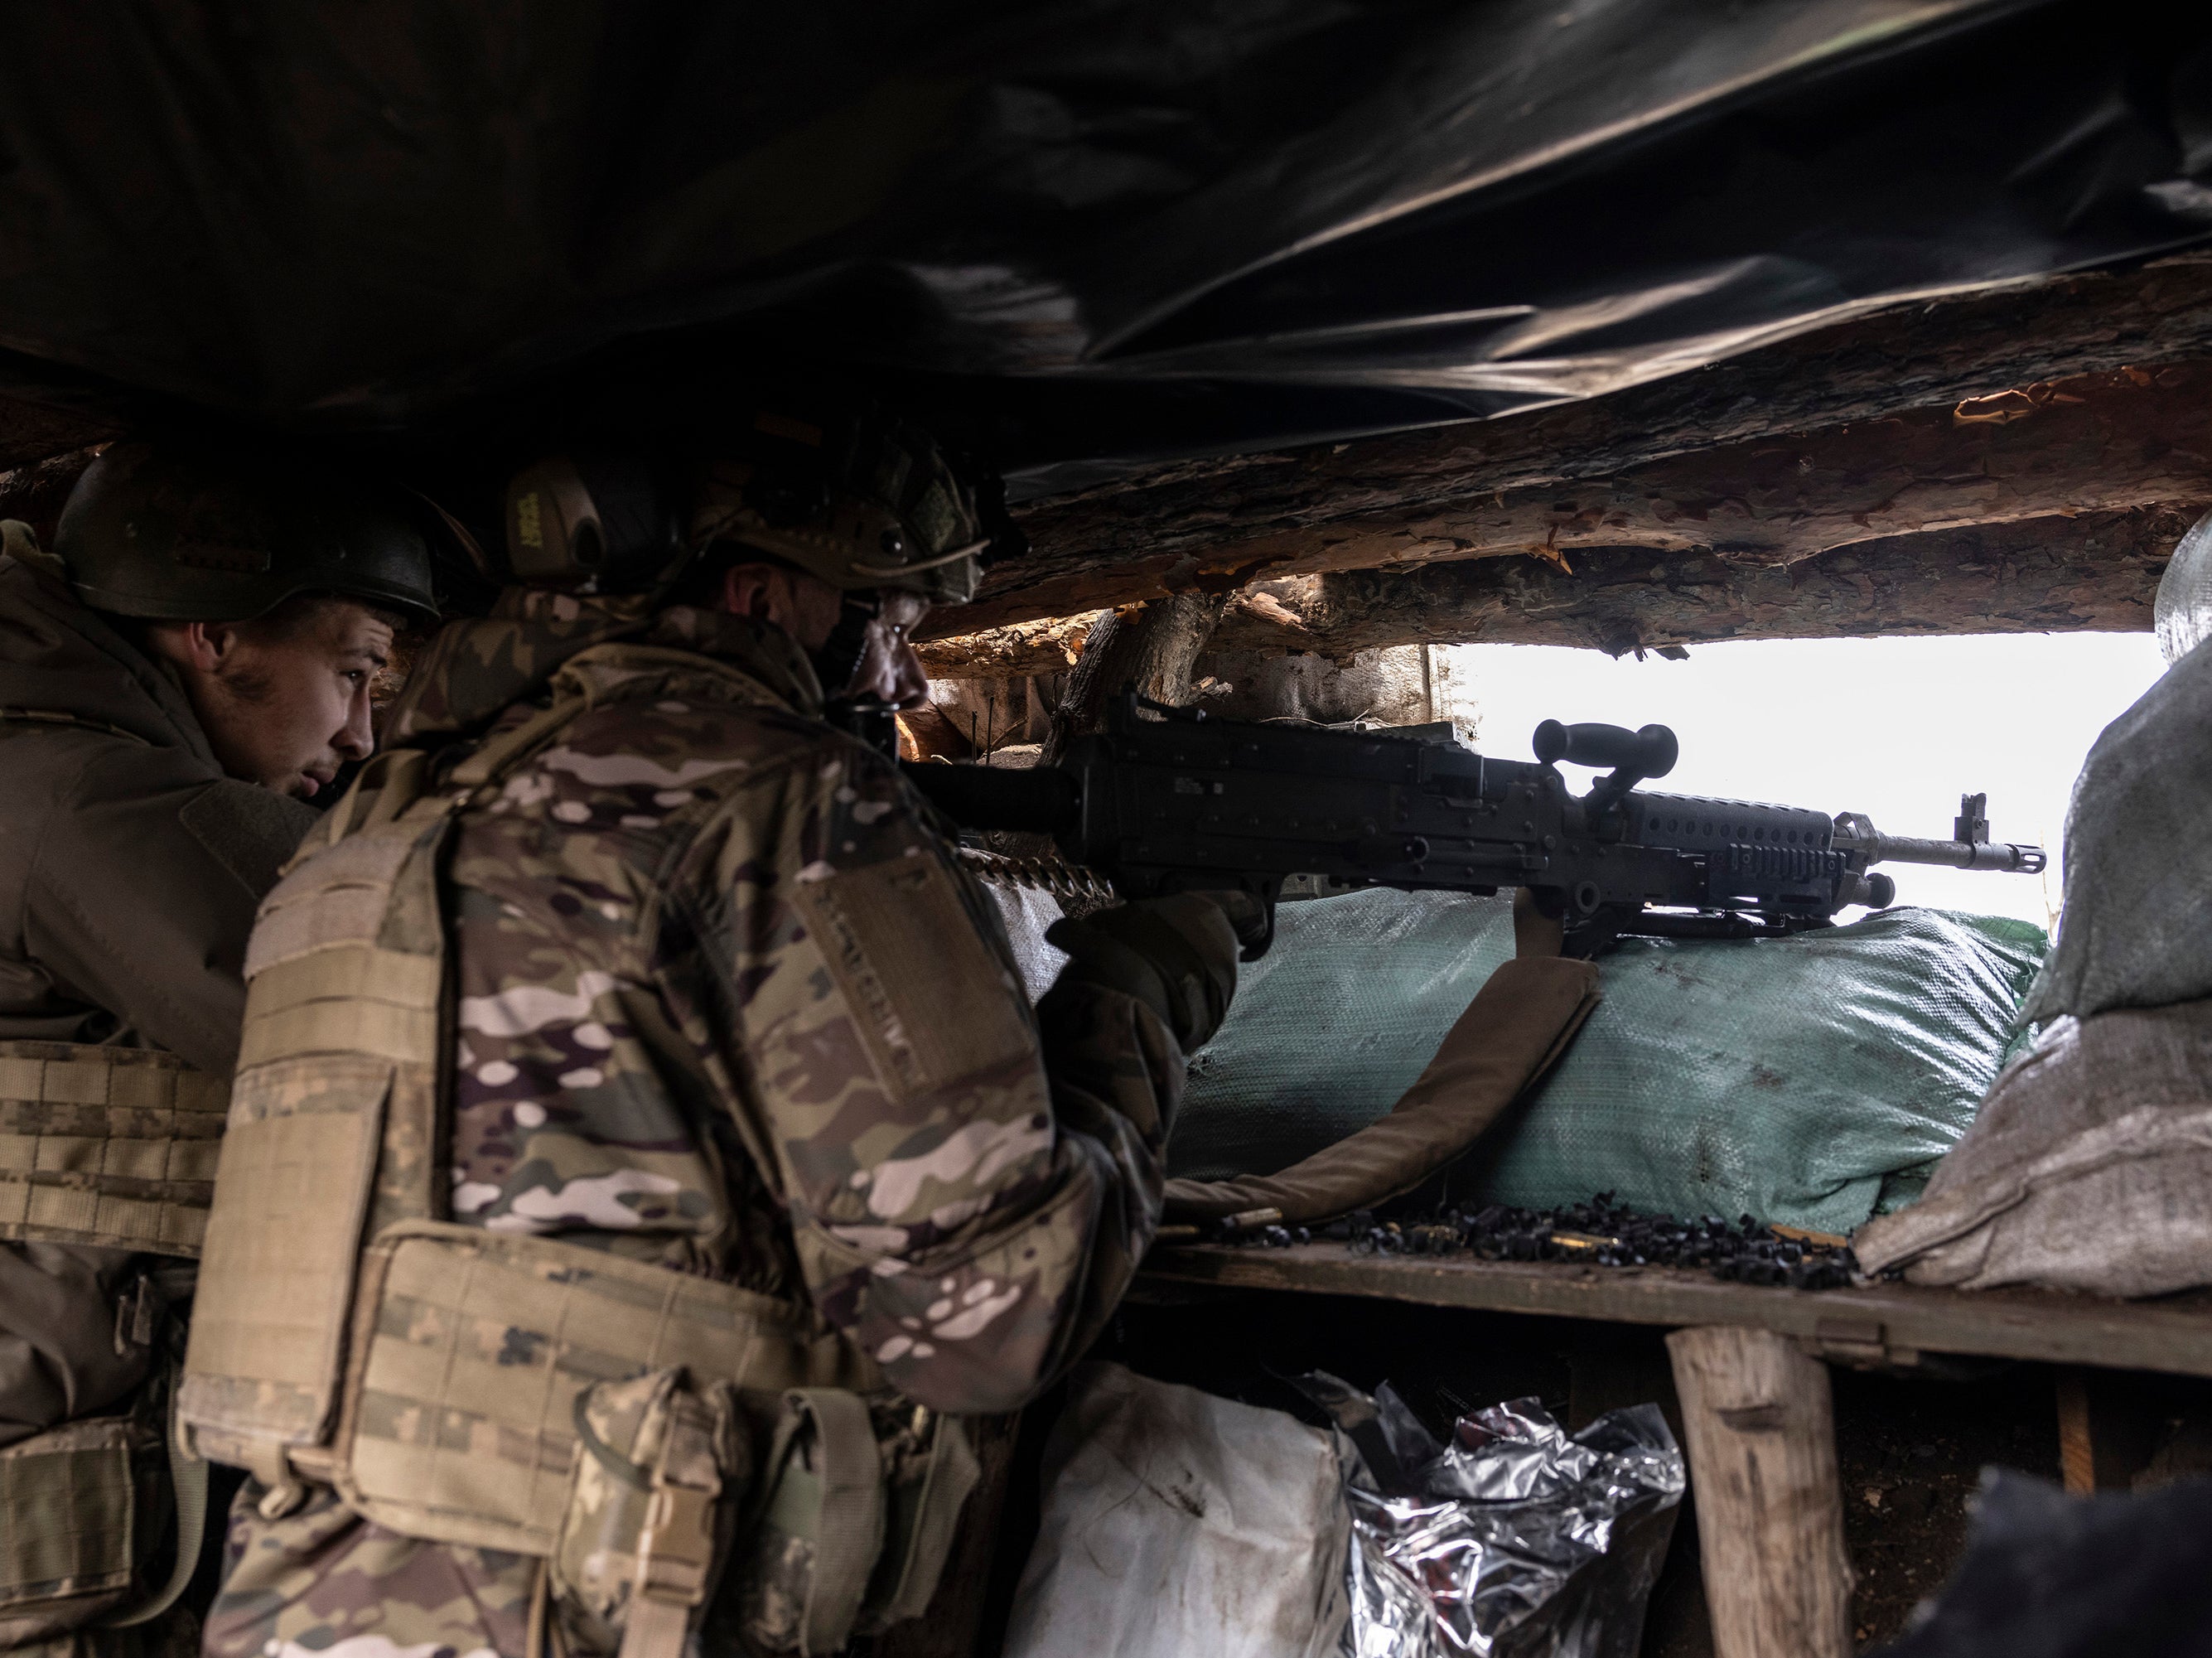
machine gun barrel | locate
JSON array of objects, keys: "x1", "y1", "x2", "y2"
[{"x1": 1853, "y1": 833, "x2": 2046, "y2": 873}]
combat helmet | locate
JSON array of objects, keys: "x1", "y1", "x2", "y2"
[
  {"x1": 55, "y1": 441, "x2": 440, "y2": 623},
  {"x1": 503, "y1": 407, "x2": 1008, "y2": 605}
]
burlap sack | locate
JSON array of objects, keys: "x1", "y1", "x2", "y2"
[{"x1": 1852, "y1": 997, "x2": 2212, "y2": 1297}]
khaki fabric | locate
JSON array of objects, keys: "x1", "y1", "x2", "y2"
[
  {"x1": 0, "y1": 1045, "x2": 225, "y2": 1256},
  {"x1": 1162, "y1": 956, "x2": 1600, "y2": 1224},
  {"x1": 186, "y1": 659, "x2": 897, "y2": 1563},
  {"x1": 790, "y1": 857, "x2": 1036, "y2": 1099},
  {"x1": 0, "y1": 554, "x2": 314, "y2": 1078},
  {"x1": 1853, "y1": 995, "x2": 2212, "y2": 1296},
  {"x1": 181, "y1": 778, "x2": 451, "y2": 1464},
  {"x1": 553, "y1": 1369, "x2": 744, "y2": 1656}
]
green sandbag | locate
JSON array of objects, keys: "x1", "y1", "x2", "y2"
[{"x1": 1166, "y1": 890, "x2": 2045, "y2": 1235}]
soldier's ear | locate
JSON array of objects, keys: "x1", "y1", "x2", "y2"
[
  {"x1": 145, "y1": 618, "x2": 240, "y2": 674},
  {"x1": 193, "y1": 620, "x2": 248, "y2": 669},
  {"x1": 722, "y1": 563, "x2": 775, "y2": 620}
]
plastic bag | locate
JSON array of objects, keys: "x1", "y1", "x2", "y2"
[
  {"x1": 1003, "y1": 1364, "x2": 1348, "y2": 1658},
  {"x1": 1170, "y1": 889, "x2": 2045, "y2": 1233},
  {"x1": 2153, "y1": 508, "x2": 2212, "y2": 665},
  {"x1": 1297, "y1": 1374, "x2": 1682, "y2": 1658},
  {"x1": 2022, "y1": 628, "x2": 2212, "y2": 1023}
]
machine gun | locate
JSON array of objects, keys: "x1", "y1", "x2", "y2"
[{"x1": 900, "y1": 694, "x2": 2045, "y2": 959}]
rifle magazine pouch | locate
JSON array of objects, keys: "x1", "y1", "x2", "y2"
[
  {"x1": 1162, "y1": 955, "x2": 1600, "y2": 1224},
  {"x1": 553, "y1": 1369, "x2": 746, "y2": 1658}
]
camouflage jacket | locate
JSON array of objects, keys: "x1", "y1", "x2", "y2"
[{"x1": 382, "y1": 589, "x2": 1182, "y2": 1415}]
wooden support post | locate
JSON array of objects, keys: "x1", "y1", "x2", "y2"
[
  {"x1": 1667, "y1": 1325, "x2": 1852, "y2": 1658},
  {"x1": 2055, "y1": 1367, "x2": 2161, "y2": 1494}
]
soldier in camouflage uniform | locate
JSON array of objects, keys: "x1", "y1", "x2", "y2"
[
  {"x1": 197, "y1": 413, "x2": 1249, "y2": 1658},
  {"x1": 0, "y1": 443, "x2": 436, "y2": 1658}
]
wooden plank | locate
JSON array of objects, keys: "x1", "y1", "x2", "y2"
[
  {"x1": 1137, "y1": 1245, "x2": 2212, "y2": 1378},
  {"x1": 1669, "y1": 1327, "x2": 1853, "y2": 1658}
]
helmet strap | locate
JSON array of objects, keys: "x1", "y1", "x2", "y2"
[
  {"x1": 809, "y1": 592, "x2": 878, "y2": 700},
  {"x1": 823, "y1": 696, "x2": 901, "y2": 758}
]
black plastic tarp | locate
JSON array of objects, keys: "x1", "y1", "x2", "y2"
[{"x1": 0, "y1": 0, "x2": 2208, "y2": 489}]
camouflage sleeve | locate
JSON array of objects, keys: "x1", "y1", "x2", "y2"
[{"x1": 674, "y1": 737, "x2": 1183, "y2": 1415}]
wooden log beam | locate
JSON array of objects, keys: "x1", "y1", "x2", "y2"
[
  {"x1": 1210, "y1": 505, "x2": 2194, "y2": 659},
  {"x1": 919, "y1": 505, "x2": 2191, "y2": 674},
  {"x1": 1039, "y1": 591, "x2": 1228, "y2": 765},
  {"x1": 925, "y1": 255, "x2": 2212, "y2": 639}
]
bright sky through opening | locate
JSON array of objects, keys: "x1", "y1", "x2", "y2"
[{"x1": 1446, "y1": 633, "x2": 2171, "y2": 931}]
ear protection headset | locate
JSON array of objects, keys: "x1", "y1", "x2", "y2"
[{"x1": 503, "y1": 454, "x2": 686, "y2": 592}]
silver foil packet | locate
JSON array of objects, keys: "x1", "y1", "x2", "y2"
[{"x1": 1298, "y1": 1375, "x2": 1684, "y2": 1658}]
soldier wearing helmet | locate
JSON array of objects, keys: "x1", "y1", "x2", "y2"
[
  {"x1": 186, "y1": 408, "x2": 1250, "y2": 1658},
  {"x1": 0, "y1": 441, "x2": 437, "y2": 1657}
]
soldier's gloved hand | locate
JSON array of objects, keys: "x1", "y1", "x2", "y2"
[{"x1": 1042, "y1": 891, "x2": 1262, "y2": 1051}]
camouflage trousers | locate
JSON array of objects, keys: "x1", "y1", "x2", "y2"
[{"x1": 202, "y1": 1488, "x2": 532, "y2": 1658}]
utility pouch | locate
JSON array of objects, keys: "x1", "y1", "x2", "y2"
[
  {"x1": 0, "y1": 1356, "x2": 195, "y2": 1651},
  {"x1": 731, "y1": 1393, "x2": 979, "y2": 1656},
  {"x1": 0, "y1": 1415, "x2": 145, "y2": 1643},
  {"x1": 553, "y1": 1369, "x2": 746, "y2": 1658},
  {"x1": 327, "y1": 1221, "x2": 871, "y2": 1556}
]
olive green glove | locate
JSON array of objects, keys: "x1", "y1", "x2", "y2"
[{"x1": 1041, "y1": 892, "x2": 1264, "y2": 1051}]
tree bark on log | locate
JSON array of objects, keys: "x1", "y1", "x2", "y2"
[
  {"x1": 927, "y1": 357, "x2": 2212, "y2": 636},
  {"x1": 918, "y1": 505, "x2": 2190, "y2": 674},
  {"x1": 1038, "y1": 592, "x2": 1229, "y2": 766},
  {"x1": 919, "y1": 256, "x2": 2212, "y2": 640}
]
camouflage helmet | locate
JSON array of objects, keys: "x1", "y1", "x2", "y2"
[
  {"x1": 54, "y1": 441, "x2": 440, "y2": 623},
  {"x1": 686, "y1": 408, "x2": 997, "y2": 605}
]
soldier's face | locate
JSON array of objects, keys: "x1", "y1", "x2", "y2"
[
  {"x1": 155, "y1": 600, "x2": 391, "y2": 798},
  {"x1": 851, "y1": 591, "x2": 931, "y2": 709},
  {"x1": 721, "y1": 565, "x2": 932, "y2": 708}
]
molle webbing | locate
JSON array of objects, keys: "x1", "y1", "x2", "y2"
[
  {"x1": 333, "y1": 1221, "x2": 874, "y2": 1555},
  {"x1": 0, "y1": 1042, "x2": 225, "y2": 1255}
]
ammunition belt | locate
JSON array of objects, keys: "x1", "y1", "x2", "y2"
[{"x1": 956, "y1": 846, "x2": 1116, "y2": 906}]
